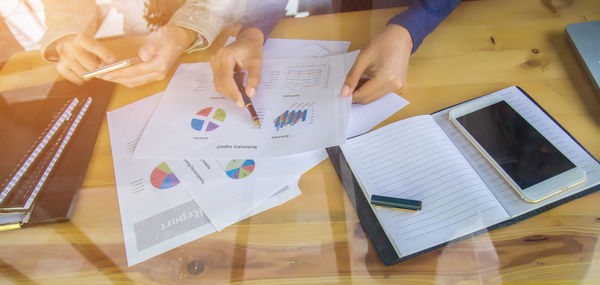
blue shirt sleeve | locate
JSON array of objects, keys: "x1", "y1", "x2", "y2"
[
  {"x1": 388, "y1": 0, "x2": 461, "y2": 53},
  {"x1": 242, "y1": 0, "x2": 288, "y2": 40}
]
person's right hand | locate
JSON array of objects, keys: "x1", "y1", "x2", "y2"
[
  {"x1": 100, "y1": 24, "x2": 196, "y2": 88},
  {"x1": 54, "y1": 33, "x2": 117, "y2": 85},
  {"x1": 210, "y1": 27, "x2": 264, "y2": 108}
]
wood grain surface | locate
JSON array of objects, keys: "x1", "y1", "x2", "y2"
[{"x1": 1, "y1": 0, "x2": 599, "y2": 283}]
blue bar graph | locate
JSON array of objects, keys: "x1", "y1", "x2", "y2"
[{"x1": 274, "y1": 109, "x2": 309, "y2": 131}]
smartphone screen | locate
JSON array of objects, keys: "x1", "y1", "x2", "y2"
[{"x1": 455, "y1": 101, "x2": 575, "y2": 189}]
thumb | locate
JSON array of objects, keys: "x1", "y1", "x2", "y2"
[
  {"x1": 342, "y1": 51, "x2": 370, "y2": 97},
  {"x1": 138, "y1": 42, "x2": 157, "y2": 62},
  {"x1": 244, "y1": 59, "x2": 262, "y2": 98}
]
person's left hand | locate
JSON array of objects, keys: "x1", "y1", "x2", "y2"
[
  {"x1": 341, "y1": 24, "x2": 413, "y2": 104},
  {"x1": 210, "y1": 27, "x2": 264, "y2": 108},
  {"x1": 101, "y1": 25, "x2": 196, "y2": 88}
]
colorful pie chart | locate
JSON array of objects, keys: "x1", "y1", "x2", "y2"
[
  {"x1": 225, "y1": 159, "x2": 255, "y2": 179},
  {"x1": 191, "y1": 107, "x2": 226, "y2": 131},
  {"x1": 150, "y1": 162, "x2": 180, "y2": 189}
]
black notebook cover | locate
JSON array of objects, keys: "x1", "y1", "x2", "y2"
[
  {"x1": 326, "y1": 86, "x2": 600, "y2": 266},
  {"x1": 0, "y1": 79, "x2": 114, "y2": 225}
]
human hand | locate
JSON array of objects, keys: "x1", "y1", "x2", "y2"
[
  {"x1": 101, "y1": 25, "x2": 196, "y2": 88},
  {"x1": 210, "y1": 27, "x2": 264, "y2": 108},
  {"x1": 341, "y1": 24, "x2": 413, "y2": 104},
  {"x1": 54, "y1": 33, "x2": 117, "y2": 85}
]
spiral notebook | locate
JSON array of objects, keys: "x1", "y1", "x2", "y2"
[
  {"x1": 0, "y1": 79, "x2": 114, "y2": 230},
  {"x1": 327, "y1": 86, "x2": 600, "y2": 265}
]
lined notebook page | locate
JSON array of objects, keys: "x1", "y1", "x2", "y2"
[
  {"x1": 341, "y1": 115, "x2": 509, "y2": 257},
  {"x1": 433, "y1": 86, "x2": 600, "y2": 217}
]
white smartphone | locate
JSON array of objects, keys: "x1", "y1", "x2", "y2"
[
  {"x1": 448, "y1": 94, "x2": 586, "y2": 203},
  {"x1": 82, "y1": 57, "x2": 139, "y2": 80}
]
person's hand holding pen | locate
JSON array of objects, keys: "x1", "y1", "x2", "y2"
[
  {"x1": 54, "y1": 33, "x2": 118, "y2": 85},
  {"x1": 100, "y1": 25, "x2": 197, "y2": 88},
  {"x1": 341, "y1": 24, "x2": 413, "y2": 104},
  {"x1": 210, "y1": 27, "x2": 264, "y2": 108}
]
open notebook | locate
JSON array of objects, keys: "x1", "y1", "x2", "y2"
[{"x1": 327, "y1": 86, "x2": 600, "y2": 265}]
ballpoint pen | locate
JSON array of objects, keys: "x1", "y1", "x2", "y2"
[
  {"x1": 233, "y1": 71, "x2": 261, "y2": 127},
  {"x1": 82, "y1": 57, "x2": 140, "y2": 80}
]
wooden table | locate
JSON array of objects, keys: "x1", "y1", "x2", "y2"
[{"x1": 1, "y1": 0, "x2": 600, "y2": 283}]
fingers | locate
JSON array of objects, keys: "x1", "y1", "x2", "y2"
[
  {"x1": 353, "y1": 73, "x2": 405, "y2": 104},
  {"x1": 341, "y1": 23, "x2": 413, "y2": 103},
  {"x1": 102, "y1": 59, "x2": 168, "y2": 87},
  {"x1": 102, "y1": 36, "x2": 180, "y2": 87},
  {"x1": 210, "y1": 51, "x2": 244, "y2": 108},
  {"x1": 109, "y1": 71, "x2": 165, "y2": 88},
  {"x1": 210, "y1": 31, "x2": 264, "y2": 107},
  {"x1": 245, "y1": 58, "x2": 262, "y2": 98},
  {"x1": 56, "y1": 53, "x2": 90, "y2": 85},
  {"x1": 56, "y1": 60, "x2": 85, "y2": 85},
  {"x1": 59, "y1": 42, "x2": 102, "y2": 71},
  {"x1": 352, "y1": 79, "x2": 389, "y2": 104},
  {"x1": 78, "y1": 35, "x2": 117, "y2": 64},
  {"x1": 138, "y1": 42, "x2": 157, "y2": 62},
  {"x1": 341, "y1": 50, "x2": 371, "y2": 97},
  {"x1": 103, "y1": 59, "x2": 162, "y2": 80},
  {"x1": 72, "y1": 49, "x2": 102, "y2": 71},
  {"x1": 54, "y1": 34, "x2": 117, "y2": 84}
]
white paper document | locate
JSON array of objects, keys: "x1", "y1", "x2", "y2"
[
  {"x1": 263, "y1": 38, "x2": 351, "y2": 58},
  {"x1": 346, "y1": 94, "x2": 408, "y2": 138},
  {"x1": 134, "y1": 52, "x2": 358, "y2": 159},
  {"x1": 107, "y1": 93, "x2": 302, "y2": 266},
  {"x1": 262, "y1": 38, "x2": 408, "y2": 138},
  {"x1": 107, "y1": 39, "x2": 411, "y2": 266},
  {"x1": 166, "y1": 151, "x2": 323, "y2": 230},
  {"x1": 261, "y1": 38, "x2": 410, "y2": 163}
]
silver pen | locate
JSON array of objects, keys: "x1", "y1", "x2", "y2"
[{"x1": 82, "y1": 57, "x2": 139, "y2": 80}]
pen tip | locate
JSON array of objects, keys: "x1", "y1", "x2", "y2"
[{"x1": 254, "y1": 119, "x2": 261, "y2": 127}]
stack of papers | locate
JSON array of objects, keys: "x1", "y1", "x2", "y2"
[
  {"x1": 134, "y1": 52, "x2": 355, "y2": 158},
  {"x1": 106, "y1": 38, "x2": 409, "y2": 266}
]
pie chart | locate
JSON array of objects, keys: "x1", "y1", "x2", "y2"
[
  {"x1": 225, "y1": 159, "x2": 255, "y2": 179},
  {"x1": 150, "y1": 162, "x2": 180, "y2": 189},
  {"x1": 191, "y1": 107, "x2": 226, "y2": 131}
]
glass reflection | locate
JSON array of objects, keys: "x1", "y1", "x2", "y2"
[{"x1": 0, "y1": 1, "x2": 597, "y2": 284}]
